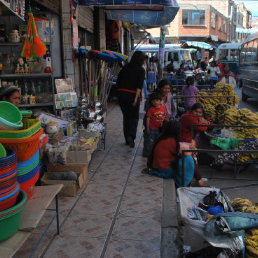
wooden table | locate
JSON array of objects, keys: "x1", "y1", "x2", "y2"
[{"x1": 0, "y1": 184, "x2": 63, "y2": 258}]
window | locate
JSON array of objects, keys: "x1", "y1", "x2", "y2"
[
  {"x1": 211, "y1": 13, "x2": 215, "y2": 28},
  {"x1": 219, "y1": 49, "x2": 228, "y2": 60},
  {"x1": 240, "y1": 43, "x2": 247, "y2": 63},
  {"x1": 182, "y1": 10, "x2": 205, "y2": 26},
  {"x1": 223, "y1": 20, "x2": 226, "y2": 33},
  {"x1": 218, "y1": 17, "x2": 222, "y2": 31}
]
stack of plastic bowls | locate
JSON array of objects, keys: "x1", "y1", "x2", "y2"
[
  {"x1": 0, "y1": 102, "x2": 23, "y2": 130},
  {"x1": 0, "y1": 147, "x2": 19, "y2": 212}
]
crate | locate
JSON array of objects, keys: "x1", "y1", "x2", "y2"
[
  {"x1": 66, "y1": 149, "x2": 91, "y2": 164},
  {"x1": 42, "y1": 164, "x2": 88, "y2": 197}
]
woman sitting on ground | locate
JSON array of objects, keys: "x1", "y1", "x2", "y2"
[
  {"x1": 179, "y1": 103, "x2": 211, "y2": 186},
  {"x1": 147, "y1": 120, "x2": 195, "y2": 187}
]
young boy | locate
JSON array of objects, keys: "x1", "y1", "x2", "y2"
[{"x1": 146, "y1": 92, "x2": 166, "y2": 149}]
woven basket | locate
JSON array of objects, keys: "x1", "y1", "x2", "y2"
[{"x1": 0, "y1": 119, "x2": 41, "y2": 139}]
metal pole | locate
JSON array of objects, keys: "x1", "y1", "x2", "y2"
[{"x1": 158, "y1": 26, "x2": 166, "y2": 81}]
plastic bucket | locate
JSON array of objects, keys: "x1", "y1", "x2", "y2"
[
  {"x1": 0, "y1": 189, "x2": 19, "y2": 212},
  {"x1": 18, "y1": 164, "x2": 39, "y2": 184},
  {"x1": 0, "y1": 183, "x2": 19, "y2": 202},
  {"x1": 20, "y1": 170, "x2": 39, "y2": 199},
  {"x1": 0, "y1": 190, "x2": 27, "y2": 242}
]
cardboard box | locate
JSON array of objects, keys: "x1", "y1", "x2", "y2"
[
  {"x1": 79, "y1": 130, "x2": 101, "y2": 139},
  {"x1": 41, "y1": 164, "x2": 88, "y2": 197},
  {"x1": 66, "y1": 149, "x2": 91, "y2": 164}
]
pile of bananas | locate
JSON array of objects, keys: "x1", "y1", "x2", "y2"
[
  {"x1": 203, "y1": 104, "x2": 216, "y2": 122},
  {"x1": 215, "y1": 103, "x2": 231, "y2": 124},
  {"x1": 223, "y1": 107, "x2": 258, "y2": 140},
  {"x1": 224, "y1": 106, "x2": 240, "y2": 126},
  {"x1": 245, "y1": 228, "x2": 258, "y2": 258},
  {"x1": 231, "y1": 199, "x2": 258, "y2": 257},
  {"x1": 230, "y1": 198, "x2": 256, "y2": 212},
  {"x1": 214, "y1": 82, "x2": 240, "y2": 105}
]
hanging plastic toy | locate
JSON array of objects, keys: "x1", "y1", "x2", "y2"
[{"x1": 20, "y1": 12, "x2": 47, "y2": 58}]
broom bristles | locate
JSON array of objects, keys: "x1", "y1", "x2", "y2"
[{"x1": 32, "y1": 36, "x2": 47, "y2": 57}]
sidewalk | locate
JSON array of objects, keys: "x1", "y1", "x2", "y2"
[{"x1": 16, "y1": 103, "x2": 163, "y2": 258}]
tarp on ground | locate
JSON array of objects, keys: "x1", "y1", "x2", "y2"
[{"x1": 78, "y1": 0, "x2": 179, "y2": 26}]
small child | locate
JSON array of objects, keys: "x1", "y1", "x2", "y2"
[
  {"x1": 146, "y1": 92, "x2": 166, "y2": 149},
  {"x1": 182, "y1": 76, "x2": 199, "y2": 110}
]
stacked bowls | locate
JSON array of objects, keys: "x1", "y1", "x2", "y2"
[
  {"x1": 0, "y1": 148, "x2": 19, "y2": 212},
  {"x1": 0, "y1": 146, "x2": 27, "y2": 242},
  {"x1": 0, "y1": 102, "x2": 23, "y2": 130},
  {"x1": 0, "y1": 108, "x2": 42, "y2": 199}
]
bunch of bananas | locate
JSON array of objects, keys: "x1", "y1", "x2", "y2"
[
  {"x1": 214, "y1": 82, "x2": 240, "y2": 105},
  {"x1": 224, "y1": 106, "x2": 240, "y2": 125},
  {"x1": 231, "y1": 198, "x2": 258, "y2": 257},
  {"x1": 203, "y1": 104, "x2": 216, "y2": 122},
  {"x1": 230, "y1": 198, "x2": 253, "y2": 212},
  {"x1": 215, "y1": 103, "x2": 231, "y2": 124},
  {"x1": 245, "y1": 227, "x2": 258, "y2": 257}
]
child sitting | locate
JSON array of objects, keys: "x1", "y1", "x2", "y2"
[
  {"x1": 145, "y1": 92, "x2": 166, "y2": 152},
  {"x1": 182, "y1": 76, "x2": 199, "y2": 110}
]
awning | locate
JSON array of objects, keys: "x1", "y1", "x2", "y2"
[
  {"x1": 181, "y1": 40, "x2": 213, "y2": 50},
  {"x1": 78, "y1": 0, "x2": 179, "y2": 26}
]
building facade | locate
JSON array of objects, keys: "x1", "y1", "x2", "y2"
[{"x1": 147, "y1": 3, "x2": 229, "y2": 44}]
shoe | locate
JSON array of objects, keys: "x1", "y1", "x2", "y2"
[
  {"x1": 127, "y1": 136, "x2": 135, "y2": 148},
  {"x1": 141, "y1": 168, "x2": 149, "y2": 174}
]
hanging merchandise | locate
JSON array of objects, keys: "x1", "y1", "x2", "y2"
[{"x1": 20, "y1": 12, "x2": 47, "y2": 58}]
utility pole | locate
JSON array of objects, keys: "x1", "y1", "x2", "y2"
[{"x1": 158, "y1": 26, "x2": 166, "y2": 81}]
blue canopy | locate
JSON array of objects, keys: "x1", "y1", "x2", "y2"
[
  {"x1": 181, "y1": 40, "x2": 213, "y2": 50},
  {"x1": 78, "y1": 0, "x2": 179, "y2": 26}
]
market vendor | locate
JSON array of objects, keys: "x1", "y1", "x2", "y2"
[
  {"x1": 0, "y1": 85, "x2": 20, "y2": 107},
  {"x1": 147, "y1": 120, "x2": 195, "y2": 187},
  {"x1": 179, "y1": 103, "x2": 211, "y2": 187}
]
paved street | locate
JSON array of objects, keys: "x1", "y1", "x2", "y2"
[{"x1": 15, "y1": 88, "x2": 258, "y2": 257}]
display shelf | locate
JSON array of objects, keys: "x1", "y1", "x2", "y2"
[
  {"x1": 0, "y1": 73, "x2": 52, "y2": 79},
  {"x1": 0, "y1": 0, "x2": 25, "y2": 21},
  {"x1": 19, "y1": 103, "x2": 54, "y2": 108}
]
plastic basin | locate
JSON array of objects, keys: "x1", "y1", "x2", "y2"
[
  {"x1": 0, "y1": 101, "x2": 22, "y2": 125},
  {"x1": 0, "y1": 117, "x2": 23, "y2": 130},
  {"x1": 0, "y1": 188, "x2": 19, "y2": 212},
  {"x1": 20, "y1": 170, "x2": 39, "y2": 199},
  {"x1": 0, "y1": 190, "x2": 27, "y2": 242}
]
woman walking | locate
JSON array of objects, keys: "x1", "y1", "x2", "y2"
[{"x1": 116, "y1": 51, "x2": 145, "y2": 148}]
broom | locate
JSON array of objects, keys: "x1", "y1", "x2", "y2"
[
  {"x1": 31, "y1": 13, "x2": 47, "y2": 58},
  {"x1": 20, "y1": 13, "x2": 33, "y2": 57}
]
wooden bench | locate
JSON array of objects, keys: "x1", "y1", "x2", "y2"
[{"x1": 0, "y1": 184, "x2": 63, "y2": 258}]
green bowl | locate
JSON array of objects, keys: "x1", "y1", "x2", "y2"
[
  {"x1": 0, "y1": 143, "x2": 6, "y2": 159},
  {"x1": 0, "y1": 190, "x2": 27, "y2": 242},
  {"x1": 0, "y1": 101, "x2": 22, "y2": 125}
]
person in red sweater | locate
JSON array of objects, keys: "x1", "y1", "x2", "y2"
[
  {"x1": 146, "y1": 120, "x2": 195, "y2": 187},
  {"x1": 179, "y1": 103, "x2": 211, "y2": 186}
]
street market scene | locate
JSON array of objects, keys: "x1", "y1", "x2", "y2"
[{"x1": 0, "y1": 0, "x2": 258, "y2": 257}]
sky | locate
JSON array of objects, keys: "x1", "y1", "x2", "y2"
[{"x1": 235, "y1": 0, "x2": 258, "y2": 18}]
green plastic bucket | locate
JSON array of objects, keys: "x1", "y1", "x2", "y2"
[
  {"x1": 0, "y1": 190, "x2": 27, "y2": 242},
  {"x1": 0, "y1": 101, "x2": 22, "y2": 125}
]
